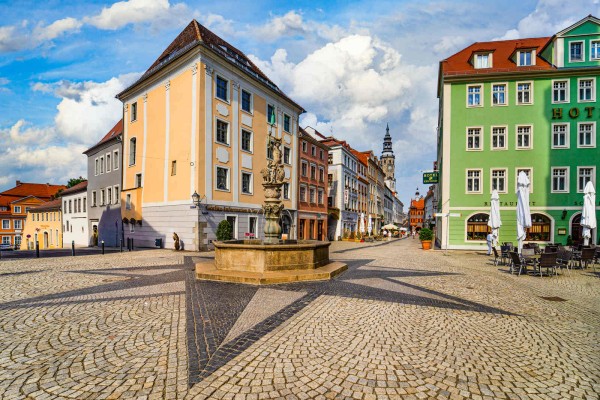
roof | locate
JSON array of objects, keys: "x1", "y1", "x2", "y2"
[
  {"x1": 351, "y1": 149, "x2": 369, "y2": 166},
  {"x1": 0, "y1": 182, "x2": 66, "y2": 200},
  {"x1": 298, "y1": 127, "x2": 330, "y2": 150},
  {"x1": 441, "y1": 37, "x2": 553, "y2": 77},
  {"x1": 117, "y1": 20, "x2": 303, "y2": 112},
  {"x1": 31, "y1": 199, "x2": 62, "y2": 212},
  {"x1": 60, "y1": 181, "x2": 88, "y2": 196},
  {"x1": 410, "y1": 197, "x2": 425, "y2": 209},
  {"x1": 84, "y1": 119, "x2": 122, "y2": 155}
]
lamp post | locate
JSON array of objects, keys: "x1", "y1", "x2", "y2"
[{"x1": 192, "y1": 191, "x2": 207, "y2": 251}]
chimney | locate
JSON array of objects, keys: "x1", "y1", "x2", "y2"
[{"x1": 16, "y1": 180, "x2": 21, "y2": 186}]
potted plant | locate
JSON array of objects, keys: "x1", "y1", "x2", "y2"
[
  {"x1": 419, "y1": 228, "x2": 433, "y2": 250},
  {"x1": 216, "y1": 220, "x2": 233, "y2": 241}
]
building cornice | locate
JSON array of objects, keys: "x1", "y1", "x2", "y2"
[{"x1": 443, "y1": 66, "x2": 600, "y2": 83}]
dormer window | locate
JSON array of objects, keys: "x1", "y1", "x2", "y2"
[
  {"x1": 517, "y1": 50, "x2": 535, "y2": 66},
  {"x1": 570, "y1": 41, "x2": 584, "y2": 62},
  {"x1": 474, "y1": 53, "x2": 491, "y2": 69}
]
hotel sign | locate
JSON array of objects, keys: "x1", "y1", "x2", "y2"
[
  {"x1": 423, "y1": 172, "x2": 439, "y2": 184},
  {"x1": 552, "y1": 106, "x2": 595, "y2": 119}
]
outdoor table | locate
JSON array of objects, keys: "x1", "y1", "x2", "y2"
[{"x1": 521, "y1": 254, "x2": 540, "y2": 274}]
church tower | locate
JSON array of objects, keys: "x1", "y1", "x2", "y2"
[{"x1": 380, "y1": 124, "x2": 396, "y2": 191}]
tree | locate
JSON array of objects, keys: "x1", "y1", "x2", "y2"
[
  {"x1": 216, "y1": 220, "x2": 233, "y2": 241},
  {"x1": 67, "y1": 177, "x2": 87, "y2": 188}
]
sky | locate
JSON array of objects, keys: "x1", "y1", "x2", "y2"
[{"x1": 0, "y1": 0, "x2": 598, "y2": 206}]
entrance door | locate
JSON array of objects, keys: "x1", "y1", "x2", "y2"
[
  {"x1": 226, "y1": 216, "x2": 237, "y2": 239},
  {"x1": 317, "y1": 221, "x2": 323, "y2": 241},
  {"x1": 43, "y1": 232, "x2": 49, "y2": 248},
  {"x1": 571, "y1": 213, "x2": 582, "y2": 244},
  {"x1": 249, "y1": 216, "x2": 257, "y2": 238},
  {"x1": 309, "y1": 220, "x2": 315, "y2": 239}
]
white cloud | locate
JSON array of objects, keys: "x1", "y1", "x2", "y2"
[
  {"x1": 33, "y1": 17, "x2": 83, "y2": 41},
  {"x1": 0, "y1": 25, "x2": 27, "y2": 52},
  {"x1": 84, "y1": 0, "x2": 191, "y2": 31},
  {"x1": 0, "y1": 120, "x2": 56, "y2": 146},
  {"x1": 251, "y1": 10, "x2": 347, "y2": 44}
]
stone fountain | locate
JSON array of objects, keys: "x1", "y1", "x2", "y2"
[{"x1": 195, "y1": 133, "x2": 346, "y2": 285}]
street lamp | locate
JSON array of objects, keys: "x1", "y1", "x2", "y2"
[{"x1": 191, "y1": 191, "x2": 207, "y2": 251}]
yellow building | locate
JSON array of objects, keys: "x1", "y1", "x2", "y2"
[
  {"x1": 117, "y1": 20, "x2": 304, "y2": 250},
  {"x1": 20, "y1": 199, "x2": 62, "y2": 250}
]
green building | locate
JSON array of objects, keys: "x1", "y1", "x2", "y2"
[{"x1": 436, "y1": 15, "x2": 600, "y2": 250}]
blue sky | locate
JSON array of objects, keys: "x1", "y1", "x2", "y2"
[{"x1": 0, "y1": 0, "x2": 598, "y2": 206}]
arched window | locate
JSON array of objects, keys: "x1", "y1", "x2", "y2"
[
  {"x1": 467, "y1": 213, "x2": 490, "y2": 240},
  {"x1": 129, "y1": 137, "x2": 137, "y2": 166},
  {"x1": 527, "y1": 213, "x2": 551, "y2": 241}
]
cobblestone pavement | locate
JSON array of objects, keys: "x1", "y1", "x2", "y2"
[{"x1": 1, "y1": 240, "x2": 599, "y2": 399}]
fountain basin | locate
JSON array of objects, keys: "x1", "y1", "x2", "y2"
[{"x1": 196, "y1": 240, "x2": 347, "y2": 285}]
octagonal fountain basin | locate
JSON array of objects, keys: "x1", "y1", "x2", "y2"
[{"x1": 196, "y1": 240, "x2": 347, "y2": 285}]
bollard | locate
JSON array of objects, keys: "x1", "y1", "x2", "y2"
[
  {"x1": 127, "y1": 238, "x2": 131, "y2": 251},
  {"x1": 36, "y1": 241, "x2": 40, "y2": 258},
  {"x1": 71, "y1": 240, "x2": 75, "y2": 257},
  {"x1": 101, "y1": 240, "x2": 105, "y2": 255},
  {"x1": 131, "y1": 238, "x2": 134, "y2": 251},
  {"x1": 120, "y1": 239, "x2": 123, "y2": 253}
]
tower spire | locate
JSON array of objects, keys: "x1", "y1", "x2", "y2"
[{"x1": 382, "y1": 123, "x2": 393, "y2": 156}]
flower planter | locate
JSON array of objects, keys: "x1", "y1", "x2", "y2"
[{"x1": 421, "y1": 240, "x2": 432, "y2": 250}]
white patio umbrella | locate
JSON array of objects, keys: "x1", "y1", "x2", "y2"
[
  {"x1": 367, "y1": 215, "x2": 372, "y2": 236},
  {"x1": 488, "y1": 189, "x2": 502, "y2": 246},
  {"x1": 516, "y1": 171, "x2": 532, "y2": 253},
  {"x1": 360, "y1": 213, "x2": 366, "y2": 234},
  {"x1": 581, "y1": 181, "x2": 597, "y2": 246}
]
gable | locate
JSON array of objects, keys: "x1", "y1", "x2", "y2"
[{"x1": 559, "y1": 18, "x2": 600, "y2": 37}]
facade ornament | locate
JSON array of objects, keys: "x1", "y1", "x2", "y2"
[
  {"x1": 232, "y1": 80, "x2": 240, "y2": 90},
  {"x1": 165, "y1": 80, "x2": 171, "y2": 91},
  {"x1": 124, "y1": 104, "x2": 128, "y2": 112},
  {"x1": 260, "y1": 134, "x2": 286, "y2": 243},
  {"x1": 143, "y1": 93, "x2": 148, "y2": 103},
  {"x1": 204, "y1": 65, "x2": 214, "y2": 76},
  {"x1": 191, "y1": 63, "x2": 198, "y2": 75}
]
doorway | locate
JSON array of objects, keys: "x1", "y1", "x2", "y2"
[
  {"x1": 571, "y1": 213, "x2": 582, "y2": 244},
  {"x1": 226, "y1": 215, "x2": 237, "y2": 239},
  {"x1": 43, "y1": 232, "x2": 49, "y2": 248}
]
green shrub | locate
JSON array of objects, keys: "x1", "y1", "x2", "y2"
[
  {"x1": 419, "y1": 228, "x2": 433, "y2": 241},
  {"x1": 216, "y1": 220, "x2": 233, "y2": 241}
]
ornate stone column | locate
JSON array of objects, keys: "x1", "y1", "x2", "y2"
[{"x1": 261, "y1": 133, "x2": 286, "y2": 244}]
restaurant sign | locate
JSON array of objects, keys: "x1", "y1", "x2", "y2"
[{"x1": 423, "y1": 171, "x2": 439, "y2": 184}]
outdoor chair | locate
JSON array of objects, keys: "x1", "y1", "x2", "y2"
[
  {"x1": 531, "y1": 243, "x2": 541, "y2": 254},
  {"x1": 509, "y1": 252, "x2": 527, "y2": 276},
  {"x1": 580, "y1": 248, "x2": 596, "y2": 269},
  {"x1": 537, "y1": 253, "x2": 559, "y2": 277},
  {"x1": 500, "y1": 245, "x2": 511, "y2": 266},
  {"x1": 492, "y1": 247, "x2": 500, "y2": 266},
  {"x1": 557, "y1": 249, "x2": 574, "y2": 275},
  {"x1": 544, "y1": 245, "x2": 558, "y2": 253}
]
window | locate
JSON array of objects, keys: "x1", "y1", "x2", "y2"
[
  {"x1": 551, "y1": 167, "x2": 569, "y2": 193},
  {"x1": 491, "y1": 169, "x2": 507, "y2": 193},
  {"x1": 310, "y1": 164, "x2": 316, "y2": 180},
  {"x1": 552, "y1": 80, "x2": 568, "y2": 103},
  {"x1": 114, "y1": 150, "x2": 119, "y2": 170},
  {"x1": 319, "y1": 167, "x2": 325, "y2": 182},
  {"x1": 467, "y1": 85, "x2": 482, "y2": 106},
  {"x1": 107, "y1": 188, "x2": 112, "y2": 205},
  {"x1": 309, "y1": 188, "x2": 316, "y2": 203},
  {"x1": 78, "y1": 198, "x2": 81, "y2": 213},
  {"x1": 283, "y1": 114, "x2": 291, "y2": 132},
  {"x1": 466, "y1": 213, "x2": 490, "y2": 240},
  {"x1": 492, "y1": 84, "x2": 507, "y2": 105},
  {"x1": 578, "y1": 122, "x2": 595, "y2": 148},
  {"x1": 216, "y1": 76, "x2": 228, "y2": 101},
  {"x1": 516, "y1": 168, "x2": 533, "y2": 193},
  {"x1": 1, "y1": 236, "x2": 9, "y2": 245},
  {"x1": 578, "y1": 167, "x2": 595, "y2": 192},
  {"x1": 491, "y1": 126, "x2": 507, "y2": 150},
  {"x1": 570, "y1": 41, "x2": 584, "y2": 62},
  {"x1": 131, "y1": 102, "x2": 137, "y2": 122},
  {"x1": 241, "y1": 130, "x2": 252, "y2": 152},
  {"x1": 241, "y1": 89, "x2": 252, "y2": 113},
  {"x1": 592, "y1": 40, "x2": 600, "y2": 60},
  {"x1": 2, "y1": 220, "x2": 9, "y2": 229},
  {"x1": 301, "y1": 161, "x2": 308, "y2": 177},
  {"x1": 129, "y1": 138, "x2": 136, "y2": 165},
  {"x1": 517, "y1": 82, "x2": 532, "y2": 104},
  {"x1": 516, "y1": 126, "x2": 532, "y2": 149},
  {"x1": 267, "y1": 140, "x2": 273, "y2": 159},
  {"x1": 466, "y1": 170, "x2": 481, "y2": 193},
  {"x1": 126, "y1": 194, "x2": 131, "y2": 210},
  {"x1": 216, "y1": 167, "x2": 229, "y2": 191},
  {"x1": 311, "y1": 146, "x2": 316, "y2": 156},
  {"x1": 526, "y1": 214, "x2": 551, "y2": 241},
  {"x1": 99, "y1": 191, "x2": 104, "y2": 206},
  {"x1": 552, "y1": 124, "x2": 569, "y2": 148},
  {"x1": 14, "y1": 206, "x2": 21, "y2": 213},
  {"x1": 578, "y1": 78, "x2": 595, "y2": 102},
  {"x1": 474, "y1": 53, "x2": 491, "y2": 68},
  {"x1": 249, "y1": 216, "x2": 257, "y2": 235},
  {"x1": 15, "y1": 235, "x2": 21, "y2": 247},
  {"x1": 320, "y1": 149, "x2": 324, "y2": 160},
  {"x1": 302, "y1": 141, "x2": 307, "y2": 153},
  {"x1": 100, "y1": 156, "x2": 104, "y2": 174},
  {"x1": 283, "y1": 183, "x2": 290, "y2": 200},
  {"x1": 83, "y1": 197, "x2": 86, "y2": 212},
  {"x1": 267, "y1": 104, "x2": 275, "y2": 125},
  {"x1": 518, "y1": 50, "x2": 534, "y2": 66},
  {"x1": 241, "y1": 172, "x2": 252, "y2": 194},
  {"x1": 300, "y1": 185, "x2": 307, "y2": 202},
  {"x1": 467, "y1": 127, "x2": 482, "y2": 150},
  {"x1": 135, "y1": 173, "x2": 142, "y2": 188},
  {"x1": 318, "y1": 189, "x2": 324, "y2": 204},
  {"x1": 92, "y1": 191, "x2": 97, "y2": 207},
  {"x1": 130, "y1": 222, "x2": 135, "y2": 233},
  {"x1": 113, "y1": 187, "x2": 118, "y2": 204},
  {"x1": 283, "y1": 147, "x2": 291, "y2": 164},
  {"x1": 106, "y1": 153, "x2": 111, "y2": 173},
  {"x1": 216, "y1": 120, "x2": 229, "y2": 145},
  {"x1": 14, "y1": 220, "x2": 22, "y2": 230}
]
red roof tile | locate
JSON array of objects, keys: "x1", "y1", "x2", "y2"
[
  {"x1": 0, "y1": 182, "x2": 66, "y2": 200},
  {"x1": 60, "y1": 181, "x2": 88, "y2": 196},
  {"x1": 84, "y1": 119, "x2": 122, "y2": 154},
  {"x1": 441, "y1": 37, "x2": 553, "y2": 76},
  {"x1": 31, "y1": 199, "x2": 62, "y2": 211}
]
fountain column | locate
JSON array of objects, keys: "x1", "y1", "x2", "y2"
[{"x1": 261, "y1": 134, "x2": 285, "y2": 244}]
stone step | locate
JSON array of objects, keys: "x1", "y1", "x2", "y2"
[{"x1": 195, "y1": 261, "x2": 347, "y2": 285}]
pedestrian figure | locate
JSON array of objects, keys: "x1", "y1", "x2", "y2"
[{"x1": 486, "y1": 232, "x2": 494, "y2": 255}]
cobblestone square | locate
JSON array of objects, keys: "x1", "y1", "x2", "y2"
[{"x1": 0, "y1": 239, "x2": 598, "y2": 399}]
